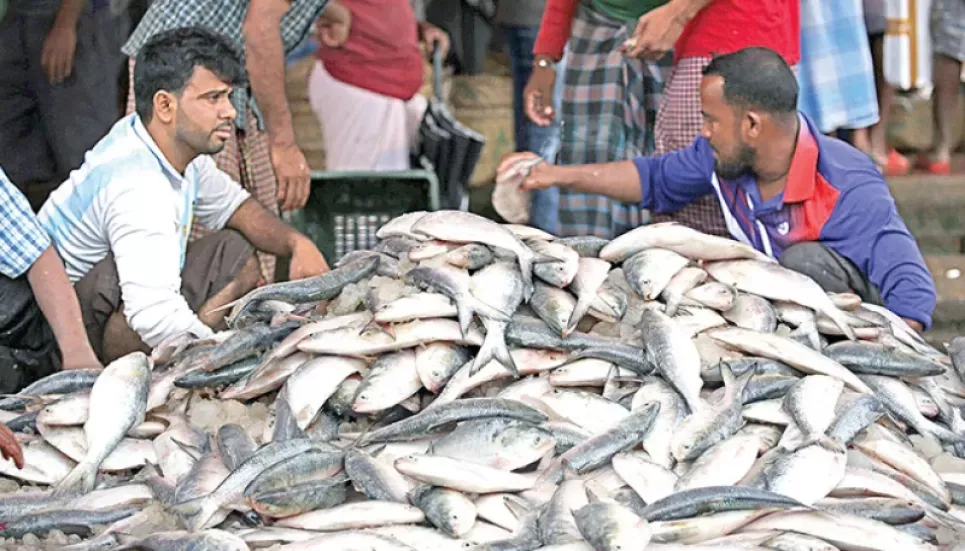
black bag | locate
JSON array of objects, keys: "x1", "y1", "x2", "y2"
[
  {"x1": 0, "y1": 276, "x2": 58, "y2": 394},
  {"x1": 414, "y1": 45, "x2": 485, "y2": 211}
]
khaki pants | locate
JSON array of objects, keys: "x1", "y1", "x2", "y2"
[{"x1": 74, "y1": 230, "x2": 253, "y2": 360}]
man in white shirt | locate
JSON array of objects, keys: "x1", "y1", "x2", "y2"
[{"x1": 38, "y1": 26, "x2": 330, "y2": 362}]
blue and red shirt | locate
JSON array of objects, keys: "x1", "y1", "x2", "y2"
[{"x1": 632, "y1": 114, "x2": 936, "y2": 329}]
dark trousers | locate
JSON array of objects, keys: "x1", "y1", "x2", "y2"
[
  {"x1": 0, "y1": 275, "x2": 58, "y2": 393},
  {"x1": 0, "y1": 8, "x2": 128, "y2": 186},
  {"x1": 779, "y1": 242, "x2": 884, "y2": 306}
]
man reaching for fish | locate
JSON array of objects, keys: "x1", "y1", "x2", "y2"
[
  {"x1": 499, "y1": 46, "x2": 936, "y2": 333},
  {"x1": 37, "y1": 28, "x2": 330, "y2": 364}
]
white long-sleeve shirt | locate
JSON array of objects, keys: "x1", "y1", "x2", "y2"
[{"x1": 38, "y1": 114, "x2": 250, "y2": 347}]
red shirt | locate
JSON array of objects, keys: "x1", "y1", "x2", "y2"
[
  {"x1": 533, "y1": 0, "x2": 800, "y2": 66},
  {"x1": 316, "y1": 0, "x2": 424, "y2": 101},
  {"x1": 674, "y1": 1, "x2": 800, "y2": 65}
]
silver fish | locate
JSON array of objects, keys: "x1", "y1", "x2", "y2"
[
  {"x1": 600, "y1": 221, "x2": 772, "y2": 264},
  {"x1": 412, "y1": 211, "x2": 537, "y2": 291},
  {"x1": 623, "y1": 248, "x2": 690, "y2": 300},
  {"x1": 470, "y1": 262, "x2": 526, "y2": 375},
  {"x1": 56, "y1": 352, "x2": 151, "y2": 495},
  {"x1": 530, "y1": 240, "x2": 581, "y2": 288},
  {"x1": 406, "y1": 265, "x2": 510, "y2": 337},
  {"x1": 567, "y1": 257, "x2": 613, "y2": 335},
  {"x1": 639, "y1": 310, "x2": 703, "y2": 414},
  {"x1": 705, "y1": 259, "x2": 855, "y2": 339},
  {"x1": 721, "y1": 293, "x2": 778, "y2": 333}
]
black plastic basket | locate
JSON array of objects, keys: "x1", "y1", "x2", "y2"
[{"x1": 288, "y1": 163, "x2": 440, "y2": 263}]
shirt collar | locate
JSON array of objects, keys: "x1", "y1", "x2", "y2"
[
  {"x1": 130, "y1": 114, "x2": 188, "y2": 188},
  {"x1": 781, "y1": 114, "x2": 820, "y2": 203}
]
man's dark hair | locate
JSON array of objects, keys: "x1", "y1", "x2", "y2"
[
  {"x1": 134, "y1": 27, "x2": 246, "y2": 124},
  {"x1": 703, "y1": 47, "x2": 799, "y2": 116}
]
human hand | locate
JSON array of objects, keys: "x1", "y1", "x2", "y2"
[
  {"x1": 270, "y1": 143, "x2": 311, "y2": 211},
  {"x1": 316, "y1": 1, "x2": 352, "y2": 48},
  {"x1": 41, "y1": 25, "x2": 77, "y2": 84},
  {"x1": 419, "y1": 22, "x2": 450, "y2": 58},
  {"x1": 289, "y1": 237, "x2": 330, "y2": 281},
  {"x1": 0, "y1": 424, "x2": 24, "y2": 469},
  {"x1": 524, "y1": 62, "x2": 557, "y2": 126},
  {"x1": 497, "y1": 152, "x2": 561, "y2": 192},
  {"x1": 61, "y1": 355, "x2": 104, "y2": 371},
  {"x1": 621, "y1": 3, "x2": 687, "y2": 60}
]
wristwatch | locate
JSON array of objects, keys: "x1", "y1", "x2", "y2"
[{"x1": 535, "y1": 57, "x2": 556, "y2": 70}]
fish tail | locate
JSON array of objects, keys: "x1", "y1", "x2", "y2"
[
  {"x1": 519, "y1": 253, "x2": 535, "y2": 299},
  {"x1": 565, "y1": 297, "x2": 592, "y2": 337},
  {"x1": 826, "y1": 307, "x2": 856, "y2": 340},
  {"x1": 470, "y1": 336, "x2": 495, "y2": 376},
  {"x1": 455, "y1": 300, "x2": 473, "y2": 339},
  {"x1": 491, "y1": 329, "x2": 520, "y2": 378},
  {"x1": 54, "y1": 460, "x2": 97, "y2": 496}
]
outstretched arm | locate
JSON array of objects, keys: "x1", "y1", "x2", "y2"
[
  {"x1": 226, "y1": 198, "x2": 330, "y2": 281},
  {"x1": 27, "y1": 247, "x2": 102, "y2": 370}
]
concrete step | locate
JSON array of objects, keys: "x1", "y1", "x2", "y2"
[
  {"x1": 889, "y1": 174, "x2": 965, "y2": 255},
  {"x1": 924, "y1": 254, "x2": 965, "y2": 344}
]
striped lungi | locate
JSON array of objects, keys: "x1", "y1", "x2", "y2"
[
  {"x1": 796, "y1": 0, "x2": 878, "y2": 133},
  {"x1": 652, "y1": 56, "x2": 729, "y2": 237},
  {"x1": 556, "y1": 2, "x2": 672, "y2": 239},
  {"x1": 125, "y1": 57, "x2": 278, "y2": 284}
]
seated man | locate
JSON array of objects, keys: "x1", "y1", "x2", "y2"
[
  {"x1": 38, "y1": 27, "x2": 330, "y2": 363},
  {"x1": 0, "y1": 167, "x2": 102, "y2": 395},
  {"x1": 501, "y1": 47, "x2": 936, "y2": 333}
]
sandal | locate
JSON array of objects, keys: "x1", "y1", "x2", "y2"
[
  {"x1": 882, "y1": 149, "x2": 910, "y2": 176},
  {"x1": 915, "y1": 152, "x2": 951, "y2": 175}
]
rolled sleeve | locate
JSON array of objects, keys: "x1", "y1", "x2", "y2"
[
  {"x1": 0, "y1": 173, "x2": 51, "y2": 279},
  {"x1": 191, "y1": 156, "x2": 250, "y2": 231},
  {"x1": 106, "y1": 181, "x2": 213, "y2": 347},
  {"x1": 633, "y1": 137, "x2": 716, "y2": 214}
]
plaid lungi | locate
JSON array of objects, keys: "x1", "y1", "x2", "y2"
[
  {"x1": 125, "y1": 58, "x2": 278, "y2": 284},
  {"x1": 652, "y1": 56, "x2": 729, "y2": 237},
  {"x1": 796, "y1": 0, "x2": 878, "y2": 133},
  {"x1": 556, "y1": 2, "x2": 672, "y2": 239}
]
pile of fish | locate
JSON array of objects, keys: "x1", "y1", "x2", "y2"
[{"x1": 3, "y1": 210, "x2": 965, "y2": 551}]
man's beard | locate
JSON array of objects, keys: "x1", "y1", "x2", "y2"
[{"x1": 715, "y1": 145, "x2": 756, "y2": 180}]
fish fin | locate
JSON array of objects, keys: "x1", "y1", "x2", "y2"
[
  {"x1": 170, "y1": 495, "x2": 220, "y2": 532},
  {"x1": 503, "y1": 495, "x2": 534, "y2": 520},
  {"x1": 473, "y1": 321, "x2": 518, "y2": 378},
  {"x1": 733, "y1": 361, "x2": 757, "y2": 404},
  {"x1": 360, "y1": 320, "x2": 395, "y2": 340},
  {"x1": 170, "y1": 437, "x2": 204, "y2": 461},
  {"x1": 54, "y1": 461, "x2": 97, "y2": 497},
  {"x1": 203, "y1": 298, "x2": 243, "y2": 316}
]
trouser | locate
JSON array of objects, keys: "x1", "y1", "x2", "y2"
[
  {"x1": 74, "y1": 230, "x2": 254, "y2": 360},
  {"x1": 0, "y1": 8, "x2": 127, "y2": 186},
  {"x1": 502, "y1": 25, "x2": 566, "y2": 235},
  {"x1": 0, "y1": 275, "x2": 58, "y2": 393},
  {"x1": 779, "y1": 242, "x2": 883, "y2": 305}
]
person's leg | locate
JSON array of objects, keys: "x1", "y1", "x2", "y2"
[
  {"x1": 931, "y1": 53, "x2": 963, "y2": 167},
  {"x1": 0, "y1": 12, "x2": 55, "y2": 187},
  {"x1": 32, "y1": 9, "x2": 121, "y2": 182},
  {"x1": 503, "y1": 24, "x2": 563, "y2": 234},
  {"x1": 73, "y1": 254, "x2": 129, "y2": 362},
  {"x1": 778, "y1": 242, "x2": 883, "y2": 305},
  {"x1": 180, "y1": 230, "x2": 259, "y2": 331},
  {"x1": 924, "y1": 0, "x2": 965, "y2": 173}
]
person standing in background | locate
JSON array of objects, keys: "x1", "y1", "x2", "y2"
[
  {"x1": 795, "y1": 0, "x2": 879, "y2": 142},
  {"x1": 0, "y1": 0, "x2": 128, "y2": 203},
  {"x1": 121, "y1": 0, "x2": 351, "y2": 284},
  {"x1": 624, "y1": 0, "x2": 800, "y2": 237},
  {"x1": 525, "y1": 0, "x2": 673, "y2": 239},
  {"x1": 308, "y1": 0, "x2": 450, "y2": 171},
  {"x1": 917, "y1": 0, "x2": 964, "y2": 175},
  {"x1": 497, "y1": 0, "x2": 565, "y2": 235},
  {"x1": 851, "y1": 0, "x2": 910, "y2": 176}
]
